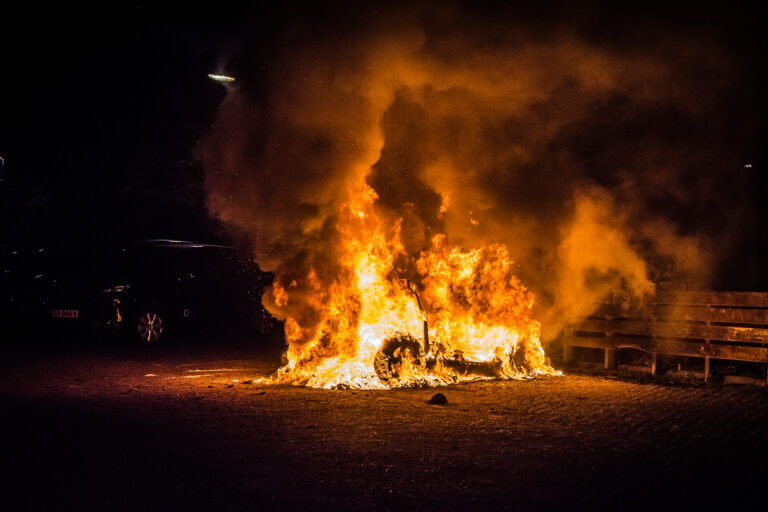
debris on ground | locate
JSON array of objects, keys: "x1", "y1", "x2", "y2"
[{"x1": 427, "y1": 392, "x2": 448, "y2": 405}]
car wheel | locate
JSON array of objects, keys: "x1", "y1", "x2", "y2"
[
  {"x1": 373, "y1": 333, "x2": 422, "y2": 385},
  {"x1": 137, "y1": 310, "x2": 164, "y2": 344}
]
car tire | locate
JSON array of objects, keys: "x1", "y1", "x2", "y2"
[
  {"x1": 373, "y1": 333, "x2": 422, "y2": 385},
  {"x1": 136, "y1": 310, "x2": 165, "y2": 344}
]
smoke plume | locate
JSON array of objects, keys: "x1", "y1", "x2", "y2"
[{"x1": 199, "y1": 4, "x2": 756, "y2": 347}]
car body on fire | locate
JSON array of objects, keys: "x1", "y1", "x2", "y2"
[
  {"x1": 1, "y1": 239, "x2": 275, "y2": 344},
  {"x1": 372, "y1": 279, "x2": 525, "y2": 385}
]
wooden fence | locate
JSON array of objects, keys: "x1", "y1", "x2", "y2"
[{"x1": 564, "y1": 291, "x2": 768, "y2": 383}]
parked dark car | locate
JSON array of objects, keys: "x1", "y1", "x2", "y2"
[{"x1": 1, "y1": 239, "x2": 277, "y2": 344}]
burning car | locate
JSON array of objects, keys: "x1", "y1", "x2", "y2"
[
  {"x1": 263, "y1": 190, "x2": 554, "y2": 389},
  {"x1": 373, "y1": 279, "x2": 527, "y2": 386}
]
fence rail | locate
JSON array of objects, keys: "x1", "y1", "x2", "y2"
[{"x1": 564, "y1": 291, "x2": 768, "y2": 383}]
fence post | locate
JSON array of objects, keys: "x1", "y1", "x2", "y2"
[
  {"x1": 704, "y1": 301, "x2": 712, "y2": 383},
  {"x1": 650, "y1": 300, "x2": 658, "y2": 375},
  {"x1": 563, "y1": 343, "x2": 574, "y2": 366},
  {"x1": 604, "y1": 299, "x2": 616, "y2": 370},
  {"x1": 604, "y1": 348, "x2": 616, "y2": 370}
]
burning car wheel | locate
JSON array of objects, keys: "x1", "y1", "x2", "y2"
[
  {"x1": 373, "y1": 334, "x2": 422, "y2": 384},
  {"x1": 137, "y1": 311, "x2": 164, "y2": 344}
]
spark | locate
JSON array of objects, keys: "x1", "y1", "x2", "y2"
[{"x1": 208, "y1": 74, "x2": 235, "y2": 83}]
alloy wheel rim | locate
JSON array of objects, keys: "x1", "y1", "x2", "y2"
[{"x1": 137, "y1": 311, "x2": 163, "y2": 342}]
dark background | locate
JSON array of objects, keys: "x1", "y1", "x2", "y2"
[
  {"x1": 1, "y1": 1, "x2": 765, "y2": 287},
  {"x1": 0, "y1": 3, "x2": 242, "y2": 247}
]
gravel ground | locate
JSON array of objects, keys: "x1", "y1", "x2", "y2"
[{"x1": 2, "y1": 340, "x2": 767, "y2": 511}]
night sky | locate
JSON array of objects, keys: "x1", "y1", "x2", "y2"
[
  {"x1": 1, "y1": 1, "x2": 765, "y2": 288},
  {"x1": 1, "y1": 3, "x2": 241, "y2": 246}
]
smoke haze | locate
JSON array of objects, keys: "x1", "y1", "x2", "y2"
[{"x1": 199, "y1": 3, "x2": 759, "y2": 346}]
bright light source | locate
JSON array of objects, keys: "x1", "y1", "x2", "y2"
[
  {"x1": 744, "y1": 163, "x2": 753, "y2": 168},
  {"x1": 208, "y1": 73, "x2": 235, "y2": 83}
]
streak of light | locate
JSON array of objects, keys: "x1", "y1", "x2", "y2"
[
  {"x1": 208, "y1": 74, "x2": 235, "y2": 82},
  {"x1": 184, "y1": 368, "x2": 245, "y2": 373}
]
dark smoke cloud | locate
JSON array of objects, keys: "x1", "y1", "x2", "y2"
[{"x1": 198, "y1": 3, "x2": 760, "y2": 344}]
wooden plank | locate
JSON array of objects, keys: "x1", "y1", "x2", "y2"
[
  {"x1": 707, "y1": 325, "x2": 768, "y2": 343},
  {"x1": 653, "y1": 304, "x2": 709, "y2": 323},
  {"x1": 702, "y1": 344, "x2": 768, "y2": 362},
  {"x1": 655, "y1": 291, "x2": 768, "y2": 308},
  {"x1": 707, "y1": 291, "x2": 768, "y2": 307},
  {"x1": 577, "y1": 318, "x2": 768, "y2": 343},
  {"x1": 653, "y1": 304, "x2": 768, "y2": 325},
  {"x1": 592, "y1": 302, "x2": 614, "y2": 316},
  {"x1": 592, "y1": 304, "x2": 768, "y2": 325},
  {"x1": 587, "y1": 292, "x2": 768, "y2": 320},
  {"x1": 653, "y1": 322, "x2": 768, "y2": 344},
  {"x1": 566, "y1": 335, "x2": 768, "y2": 362},
  {"x1": 578, "y1": 317, "x2": 607, "y2": 332},
  {"x1": 609, "y1": 318, "x2": 655, "y2": 336},
  {"x1": 707, "y1": 307, "x2": 768, "y2": 325},
  {"x1": 568, "y1": 335, "x2": 617, "y2": 350},
  {"x1": 653, "y1": 321, "x2": 707, "y2": 340}
]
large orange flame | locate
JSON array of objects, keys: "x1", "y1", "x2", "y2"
[{"x1": 263, "y1": 183, "x2": 554, "y2": 389}]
